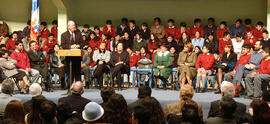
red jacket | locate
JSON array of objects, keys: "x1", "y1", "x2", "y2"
[
  {"x1": 253, "y1": 28, "x2": 266, "y2": 40},
  {"x1": 244, "y1": 25, "x2": 256, "y2": 33},
  {"x1": 233, "y1": 54, "x2": 251, "y2": 71},
  {"x1": 43, "y1": 40, "x2": 57, "y2": 53},
  {"x1": 95, "y1": 30, "x2": 103, "y2": 40},
  {"x1": 40, "y1": 28, "x2": 50, "y2": 39},
  {"x1": 216, "y1": 28, "x2": 228, "y2": 40},
  {"x1": 97, "y1": 40, "x2": 111, "y2": 51},
  {"x1": 196, "y1": 53, "x2": 215, "y2": 71},
  {"x1": 218, "y1": 38, "x2": 232, "y2": 54},
  {"x1": 189, "y1": 26, "x2": 204, "y2": 39},
  {"x1": 6, "y1": 38, "x2": 16, "y2": 50},
  {"x1": 88, "y1": 40, "x2": 101, "y2": 50},
  {"x1": 165, "y1": 26, "x2": 178, "y2": 38},
  {"x1": 89, "y1": 54, "x2": 95, "y2": 68},
  {"x1": 129, "y1": 53, "x2": 140, "y2": 67},
  {"x1": 148, "y1": 40, "x2": 161, "y2": 52},
  {"x1": 10, "y1": 50, "x2": 30, "y2": 70},
  {"x1": 102, "y1": 26, "x2": 116, "y2": 38},
  {"x1": 244, "y1": 36, "x2": 257, "y2": 47},
  {"x1": 257, "y1": 58, "x2": 270, "y2": 75},
  {"x1": 51, "y1": 27, "x2": 58, "y2": 39},
  {"x1": 176, "y1": 27, "x2": 190, "y2": 40}
]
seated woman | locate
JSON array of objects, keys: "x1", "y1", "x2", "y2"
[
  {"x1": 153, "y1": 44, "x2": 173, "y2": 89},
  {"x1": 0, "y1": 50, "x2": 29, "y2": 94},
  {"x1": 139, "y1": 47, "x2": 150, "y2": 59},
  {"x1": 49, "y1": 44, "x2": 66, "y2": 89},
  {"x1": 215, "y1": 44, "x2": 237, "y2": 93},
  {"x1": 109, "y1": 42, "x2": 129, "y2": 89},
  {"x1": 195, "y1": 45, "x2": 215, "y2": 93},
  {"x1": 177, "y1": 42, "x2": 197, "y2": 87},
  {"x1": 194, "y1": 46, "x2": 202, "y2": 57},
  {"x1": 148, "y1": 33, "x2": 161, "y2": 54},
  {"x1": 87, "y1": 46, "x2": 95, "y2": 68},
  {"x1": 178, "y1": 32, "x2": 191, "y2": 52}
]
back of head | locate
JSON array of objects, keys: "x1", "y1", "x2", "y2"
[
  {"x1": 40, "y1": 100, "x2": 57, "y2": 122},
  {"x1": 70, "y1": 81, "x2": 84, "y2": 95},
  {"x1": 29, "y1": 95, "x2": 47, "y2": 124},
  {"x1": 0, "y1": 118, "x2": 17, "y2": 124},
  {"x1": 181, "y1": 99, "x2": 200, "y2": 123},
  {"x1": 64, "y1": 117, "x2": 84, "y2": 124},
  {"x1": 3, "y1": 100, "x2": 25, "y2": 124},
  {"x1": 235, "y1": 113, "x2": 254, "y2": 124},
  {"x1": 57, "y1": 102, "x2": 73, "y2": 124},
  {"x1": 180, "y1": 85, "x2": 194, "y2": 100},
  {"x1": 250, "y1": 99, "x2": 270, "y2": 123},
  {"x1": 221, "y1": 81, "x2": 234, "y2": 97},
  {"x1": 29, "y1": 83, "x2": 42, "y2": 97},
  {"x1": 138, "y1": 86, "x2": 152, "y2": 99},
  {"x1": 219, "y1": 96, "x2": 237, "y2": 117},
  {"x1": 1, "y1": 79, "x2": 14, "y2": 95},
  {"x1": 100, "y1": 86, "x2": 115, "y2": 103}
]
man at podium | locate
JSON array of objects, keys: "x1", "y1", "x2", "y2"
[{"x1": 61, "y1": 20, "x2": 82, "y2": 89}]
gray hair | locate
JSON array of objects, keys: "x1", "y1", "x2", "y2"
[
  {"x1": 221, "y1": 81, "x2": 234, "y2": 97},
  {"x1": 70, "y1": 81, "x2": 84, "y2": 95},
  {"x1": 1, "y1": 79, "x2": 14, "y2": 94},
  {"x1": 29, "y1": 83, "x2": 42, "y2": 97}
]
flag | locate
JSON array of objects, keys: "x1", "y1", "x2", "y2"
[{"x1": 30, "y1": 0, "x2": 40, "y2": 48}]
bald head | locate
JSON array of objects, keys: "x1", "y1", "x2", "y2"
[
  {"x1": 68, "y1": 20, "x2": 76, "y2": 32},
  {"x1": 221, "y1": 81, "x2": 234, "y2": 97},
  {"x1": 70, "y1": 81, "x2": 84, "y2": 95},
  {"x1": 29, "y1": 83, "x2": 42, "y2": 97}
]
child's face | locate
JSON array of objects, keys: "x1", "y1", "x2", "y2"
[
  {"x1": 170, "y1": 47, "x2": 176, "y2": 54},
  {"x1": 241, "y1": 48, "x2": 249, "y2": 55},
  {"x1": 214, "y1": 54, "x2": 219, "y2": 60},
  {"x1": 195, "y1": 47, "x2": 200, "y2": 53},
  {"x1": 141, "y1": 26, "x2": 146, "y2": 30},
  {"x1": 94, "y1": 29, "x2": 99, "y2": 34},
  {"x1": 195, "y1": 22, "x2": 201, "y2": 27},
  {"x1": 48, "y1": 36, "x2": 54, "y2": 41},
  {"x1": 182, "y1": 33, "x2": 187, "y2": 39},
  {"x1": 256, "y1": 25, "x2": 263, "y2": 30},
  {"x1": 102, "y1": 35, "x2": 106, "y2": 40},
  {"x1": 53, "y1": 24, "x2": 57, "y2": 28},
  {"x1": 219, "y1": 24, "x2": 225, "y2": 29},
  {"x1": 87, "y1": 47, "x2": 92, "y2": 53},
  {"x1": 195, "y1": 32, "x2": 200, "y2": 38},
  {"x1": 167, "y1": 37, "x2": 173, "y2": 42},
  {"x1": 262, "y1": 50, "x2": 269, "y2": 59},
  {"x1": 90, "y1": 34, "x2": 95, "y2": 40},
  {"x1": 12, "y1": 33, "x2": 18, "y2": 39},
  {"x1": 208, "y1": 35, "x2": 214, "y2": 40},
  {"x1": 129, "y1": 22, "x2": 134, "y2": 28},
  {"x1": 202, "y1": 47, "x2": 209, "y2": 54},
  {"x1": 263, "y1": 33, "x2": 268, "y2": 38},
  {"x1": 247, "y1": 32, "x2": 252, "y2": 37},
  {"x1": 83, "y1": 28, "x2": 89, "y2": 32},
  {"x1": 16, "y1": 43, "x2": 23, "y2": 51},
  {"x1": 224, "y1": 47, "x2": 230, "y2": 53},
  {"x1": 150, "y1": 34, "x2": 154, "y2": 40},
  {"x1": 235, "y1": 22, "x2": 241, "y2": 28},
  {"x1": 140, "y1": 48, "x2": 146, "y2": 53},
  {"x1": 224, "y1": 34, "x2": 230, "y2": 40},
  {"x1": 124, "y1": 33, "x2": 129, "y2": 39},
  {"x1": 236, "y1": 37, "x2": 242, "y2": 42},
  {"x1": 168, "y1": 22, "x2": 173, "y2": 27},
  {"x1": 136, "y1": 34, "x2": 140, "y2": 39}
]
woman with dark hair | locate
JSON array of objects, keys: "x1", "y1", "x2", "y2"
[
  {"x1": 139, "y1": 47, "x2": 150, "y2": 59},
  {"x1": 0, "y1": 50, "x2": 29, "y2": 94},
  {"x1": 194, "y1": 46, "x2": 202, "y2": 57},
  {"x1": 134, "y1": 97, "x2": 165, "y2": 124},
  {"x1": 215, "y1": 44, "x2": 237, "y2": 93},
  {"x1": 25, "y1": 95, "x2": 47, "y2": 124},
  {"x1": 177, "y1": 42, "x2": 197, "y2": 87},
  {"x1": 191, "y1": 31, "x2": 204, "y2": 51},
  {"x1": 88, "y1": 31, "x2": 99, "y2": 50},
  {"x1": 3, "y1": 100, "x2": 25, "y2": 124},
  {"x1": 86, "y1": 46, "x2": 95, "y2": 68},
  {"x1": 49, "y1": 44, "x2": 66, "y2": 89},
  {"x1": 148, "y1": 33, "x2": 161, "y2": 54},
  {"x1": 250, "y1": 99, "x2": 270, "y2": 124},
  {"x1": 204, "y1": 32, "x2": 219, "y2": 53},
  {"x1": 178, "y1": 32, "x2": 191, "y2": 52},
  {"x1": 164, "y1": 35, "x2": 180, "y2": 53},
  {"x1": 133, "y1": 33, "x2": 147, "y2": 54},
  {"x1": 102, "y1": 93, "x2": 131, "y2": 124},
  {"x1": 99, "y1": 33, "x2": 111, "y2": 51}
]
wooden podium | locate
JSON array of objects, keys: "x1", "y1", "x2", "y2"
[{"x1": 58, "y1": 49, "x2": 84, "y2": 93}]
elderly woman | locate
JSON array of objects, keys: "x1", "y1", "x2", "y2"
[
  {"x1": 164, "y1": 85, "x2": 202, "y2": 120},
  {"x1": 177, "y1": 42, "x2": 197, "y2": 87}
]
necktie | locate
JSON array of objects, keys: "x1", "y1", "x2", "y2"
[{"x1": 72, "y1": 32, "x2": 75, "y2": 41}]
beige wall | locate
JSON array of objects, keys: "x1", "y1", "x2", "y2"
[{"x1": 0, "y1": 0, "x2": 267, "y2": 33}]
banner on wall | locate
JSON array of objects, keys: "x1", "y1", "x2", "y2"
[{"x1": 30, "y1": 0, "x2": 40, "y2": 49}]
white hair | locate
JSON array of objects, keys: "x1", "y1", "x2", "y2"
[
  {"x1": 221, "y1": 81, "x2": 234, "y2": 97},
  {"x1": 29, "y1": 83, "x2": 42, "y2": 97}
]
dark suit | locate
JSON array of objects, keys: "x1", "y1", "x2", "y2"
[
  {"x1": 27, "y1": 50, "x2": 49, "y2": 88},
  {"x1": 205, "y1": 116, "x2": 235, "y2": 124},
  {"x1": 58, "y1": 94, "x2": 91, "y2": 113},
  {"x1": 61, "y1": 30, "x2": 83, "y2": 88},
  {"x1": 128, "y1": 99, "x2": 143, "y2": 112},
  {"x1": 208, "y1": 99, "x2": 246, "y2": 118}
]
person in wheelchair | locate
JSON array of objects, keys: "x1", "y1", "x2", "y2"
[
  {"x1": 0, "y1": 50, "x2": 30, "y2": 94},
  {"x1": 93, "y1": 42, "x2": 111, "y2": 89},
  {"x1": 49, "y1": 44, "x2": 66, "y2": 90}
]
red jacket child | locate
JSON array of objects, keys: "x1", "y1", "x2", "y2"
[
  {"x1": 244, "y1": 25, "x2": 256, "y2": 33},
  {"x1": 256, "y1": 58, "x2": 270, "y2": 74},
  {"x1": 219, "y1": 38, "x2": 232, "y2": 54},
  {"x1": 148, "y1": 40, "x2": 161, "y2": 53},
  {"x1": 244, "y1": 36, "x2": 257, "y2": 47},
  {"x1": 89, "y1": 53, "x2": 95, "y2": 68},
  {"x1": 196, "y1": 53, "x2": 215, "y2": 72},
  {"x1": 165, "y1": 26, "x2": 178, "y2": 38},
  {"x1": 88, "y1": 40, "x2": 101, "y2": 50},
  {"x1": 216, "y1": 28, "x2": 228, "y2": 41},
  {"x1": 6, "y1": 38, "x2": 17, "y2": 51},
  {"x1": 189, "y1": 26, "x2": 204, "y2": 39},
  {"x1": 43, "y1": 40, "x2": 57, "y2": 53},
  {"x1": 102, "y1": 26, "x2": 116, "y2": 38},
  {"x1": 10, "y1": 50, "x2": 30, "y2": 70},
  {"x1": 129, "y1": 53, "x2": 140, "y2": 67},
  {"x1": 51, "y1": 27, "x2": 58, "y2": 39},
  {"x1": 233, "y1": 54, "x2": 251, "y2": 71},
  {"x1": 253, "y1": 28, "x2": 266, "y2": 40},
  {"x1": 40, "y1": 28, "x2": 50, "y2": 39},
  {"x1": 176, "y1": 27, "x2": 190, "y2": 40}
]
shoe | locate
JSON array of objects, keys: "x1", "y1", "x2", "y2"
[
  {"x1": 200, "y1": 88, "x2": 206, "y2": 93},
  {"x1": 195, "y1": 88, "x2": 200, "y2": 93},
  {"x1": 233, "y1": 92, "x2": 240, "y2": 97},
  {"x1": 235, "y1": 85, "x2": 243, "y2": 91},
  {"x1": 215, "y1": 88, "x2": 221, "y2": 94}
]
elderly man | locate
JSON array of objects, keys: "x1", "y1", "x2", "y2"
[
  {"x1": 23, "y1": 83, "x2": 46, "y2": 113},
  {"x1": 0, "y1": 79, "x2": 21, "y2": 115},
  {"x1": 61, "y1": 20, "x2": 83, "y2": 89},
  {"x1": 164, "y1": 85, "x2": 202, "y2": 120},
  {"x1": 58, "y1": 81, "x2": 91, "y2": 113},
  {"x1": 208, "y1": 81, "x2": 246, "y2": 118}
]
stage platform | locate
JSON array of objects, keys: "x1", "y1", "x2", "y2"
[{"x1": 14, "y1": 88, "x2": 252, "y2": 120}]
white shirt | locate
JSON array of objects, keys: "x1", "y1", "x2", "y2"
[{"x1": 232, "y1": 38, "x2": 244, "y2": 53}]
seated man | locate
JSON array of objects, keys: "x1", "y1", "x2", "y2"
[
  {"x1": 27, "y1": 41, "x2": 50, "y2": 91},
  {"x1": 245, "y1": 47, "x2": 270, "y2": 99},
  {"x1": 93, "y1": 42, "x2": 111, "y2": 89},
  {"x1": 128, "y1": 86, "x2": 152, "y2": 112},
  {"x1": 43, "y1": 33, "x2": 57, "y2": 55},
  {"x1": 195, "y1": 44, "x2": 215, "y2": 93},
  {"x1": 208, "y1": 81, "x2": 246, "y2": 118},
  {"x1": 58, "y1": 81, "x2": 91, "y2": 113},
  {"x1": 231, "y1": 40, "x2": 264, "y2": 97},
  {"x1": 10, "y1": 40, "x2": 40, "y2": 84}
]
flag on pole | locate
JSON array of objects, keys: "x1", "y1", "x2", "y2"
[{"x1": 30, "y1": 0, "x2": 40, "y2": 49}]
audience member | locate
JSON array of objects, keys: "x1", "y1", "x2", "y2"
[
  {"x1": 250, "y1": 99, "x2": 270, "y2": 124},
  {"x1": 82, "y1": 102, "x2": 104, "y2": 124},
  {"x1": 191, "y1": 31, "x2": 204, "y2": 50},
  {"x1": 23, "y1": 83, "x2": 43, "y2": 113},
  {"x1": 25, "y1": 95, "x2": 47, "y2": 124},
  {"x1": 39, "y1": 100, "x2": 58, "y2": 124},
  {"x1": 150, "y1": 17, "x2": 165, "y2": 41},
  {"x1": 57, "y1": 102, "x2": 73, "y2": 124},
  {"x1": 229, "y1": 19, "x2": 245, "y2": 38},
  {"x1": 128, "y1": 86, "x2": 152, "y2": 112}
]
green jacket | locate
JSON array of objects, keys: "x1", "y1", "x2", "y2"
[{"x1": 153, "y1": 51, "x2": 173, "y2": 78}]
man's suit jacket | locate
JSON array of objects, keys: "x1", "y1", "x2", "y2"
[
  {"x1": 58, "y1": 94, "x2": 91, "y2": 113},
  {"x1": 61, "y1": 30, "x2": 82, "y2": 49},
  {"x1": 205, "y1": 116, "x2": 236, "y2": 124},
  {"x1": 208, "y1": 99, "x2": 246, "y2": 118},
  {"x1": 128, "y1": 99, "x2": 143, "y2": 112},
  {"x1": 0, "y1": 94, "x2": 20, "y2": 115},
  {"x1": 27, "y1": 50, "x2": 46, "y2": 68}
]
